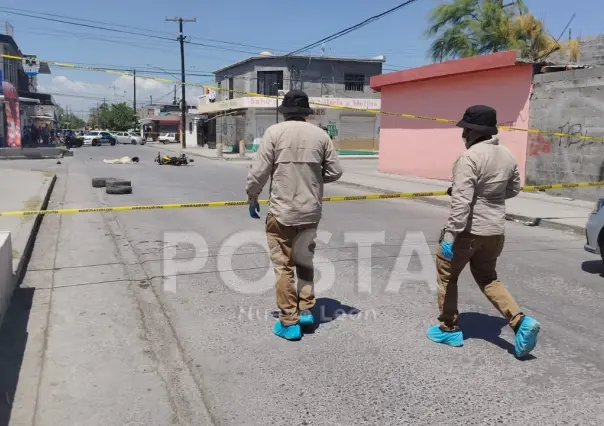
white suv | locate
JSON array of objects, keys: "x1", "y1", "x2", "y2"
[
  {"x1": 115, "y1": 131, "x2": 144, "y2": 145},
  {"x1": 159, "y1": 133, "x2": 177, "y2": 144}
]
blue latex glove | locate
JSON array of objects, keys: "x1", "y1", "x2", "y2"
[
  {"x1": 248, "y1": 202, "x2": 260, "y2": 219},
  {"x1": 440, "y1": 241, "x2": 454, "y2": 260}
]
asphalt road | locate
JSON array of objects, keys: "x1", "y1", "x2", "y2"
[{"x1": 10, "y1": 144, "x2": 604, "y2": 425}]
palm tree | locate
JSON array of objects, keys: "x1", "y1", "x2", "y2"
[{"x1": 425, "y1": 0, "x2": 578, "y2": 63}]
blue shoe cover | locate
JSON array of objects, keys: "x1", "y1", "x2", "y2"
[
  {"x1": 299, "y1": 311, "x2": 314, "y2": 326},
  {"x1": 426, "y1": 325, "x2": 464, "y2": 347},
  {"x1": 514, "y1": 316, "x2": 540, "y2": 358},
  {"x1": 273, "y1": 321, "x2": 302, "y2": 340}
]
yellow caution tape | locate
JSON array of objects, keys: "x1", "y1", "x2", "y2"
[
  {"x1": 0, "y1": 181, "x2": 601, "y2": 217},
  {"x1": 4, "y1": 53, "x2": 604, "y2": 143}
]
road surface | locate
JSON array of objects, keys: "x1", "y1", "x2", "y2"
[{"x1": 7, "y1": 144, "x2": 604, "y2": 425}]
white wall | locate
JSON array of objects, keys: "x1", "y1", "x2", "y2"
[
  {"x1": 0, "y1": 232, "x2": 14, "y2": 326},
  {"x1": 185, "y1": 117, "x2": 198, "y2": 148}
]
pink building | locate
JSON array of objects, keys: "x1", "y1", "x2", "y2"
[{"x1": 370, "y1": 51, "x2": 534, "y2": 184}]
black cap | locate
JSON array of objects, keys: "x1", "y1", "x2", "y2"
[
  {"x1": 456, "y1": 105, "x2": 499, "y2": 136},
  {"x1": 277, "y1": 90, "x2": 314, "y2": 115}
]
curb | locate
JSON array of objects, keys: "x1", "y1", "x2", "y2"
[
  {"x1": 334, "y1": 180, "x2": 586, "y2": 235},
  {"x1": 14, "y1": 173, "x2": 57, "y2": 286}
]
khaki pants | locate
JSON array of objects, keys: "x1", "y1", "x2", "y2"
[
  {"x1": 436, "y1": 232, "x2": 524, "y2": 332},
  {"x1": 266, "y1": 213, "x2": 318, "y2": 326}
]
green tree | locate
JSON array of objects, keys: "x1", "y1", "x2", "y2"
[
  {"x1": 57, "y1": 105, "x2": 86, "y2": 129},
  {"x1": 87, "y1": 102, "x2": 136, "y2": 131},
  {"x1": 425, "y1": 0, "x2": 578, "y2": 63},
  {"x1": 107, "y1": 102, "x2": 137, "y2": 131}
]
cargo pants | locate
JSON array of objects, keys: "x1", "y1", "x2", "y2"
[
  {"x1": 265, "y1": 213, "x2": 318, "y2": 326},
  {"x1": 436, "y1": 231, "x2": 525, "y2": 332}
]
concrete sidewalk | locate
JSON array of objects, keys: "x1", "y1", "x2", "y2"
[
  {"x1": 0, "y1": 167, "x2": 57, "y2": 281},
  {"x1": 334, "y1": 160, "x2": 592, "y2": 234}
]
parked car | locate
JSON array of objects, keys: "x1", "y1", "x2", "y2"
[
  {"x1": 158, "y1": 133, "x2": 177, "y2": 144},
  {"x1": 83, "y1": 131, "x2": 116, "y2": 146},
  {"x1": 584, "y1": 198, "x2": 604, "y2": 262},
  {"x1": 115, "y1": 131, "x2": 145, "y2": 145}
]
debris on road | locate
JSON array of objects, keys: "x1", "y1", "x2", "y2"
[
  {"x1": 92, "y1": 177, "x2": 133, "y2": 194},
  {"x1": 91, "y1": 177, "x2": 113, "y2": 188},
  {"x1": 106, "y1": 185, "x2": 133, "y2": 195},
  {"x1": 107, "y1": 179, "x2": 132, "y2": 187},
  {"x1": 103, "y1": 156, "x2": 140, "y2": 164}
]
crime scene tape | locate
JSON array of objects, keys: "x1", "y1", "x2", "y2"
[
  {"x1": 0, "y1": 181, "x2": 602, "y2": 217},
  {"x1": 3, "y1": 53, "x2": 604, "y2": 144}
]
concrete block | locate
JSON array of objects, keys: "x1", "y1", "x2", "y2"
[{"x1": 0, "y1": 232, "x2": 14, "y2": 326}]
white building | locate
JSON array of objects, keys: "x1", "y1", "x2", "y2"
[{"x1": 185, "y1": 95, "x2": 381, "y2": 152}]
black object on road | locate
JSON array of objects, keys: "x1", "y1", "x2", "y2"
[{"x1": 155, "y1": 152, "x2": 194, "y2": 166}]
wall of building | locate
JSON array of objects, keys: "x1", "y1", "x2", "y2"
[
  {"x1": 378, "y1": 65, "x2": 534, "y2": 182},
  {"x1": 525, "y1": 67, "x2": 604, "y2": 201},
  {"x1": 0, "y1": 41, "x2": 21, "y2": 89},
  {"x1": 579, "y1": 35, "x2": 604, "y2": 66},
  {"x1": 214, "y1": 57, "x2": 382, "y2": 102}
]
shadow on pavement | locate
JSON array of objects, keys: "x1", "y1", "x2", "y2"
[
  {"x1": 303, "y1": 298, "x2": 360, "y2": 334},
  {"x1": 459, "y1": 312, "x2": 536, "y2": 361},
  {"x1": 581, "y1": 260, "x2": 604, "y2": 276},
  {"x1": 0, "y1": 287, "x2": 34, "y2": 426}
]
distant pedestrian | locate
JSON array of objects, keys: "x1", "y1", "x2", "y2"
[
  {"x1": 426, "y1": 105, "x2": 541, "y2": 359},
  {"x1": 245, "y1": 90, "x2": 343, "y2": 341}
]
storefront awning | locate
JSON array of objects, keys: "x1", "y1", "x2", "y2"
[
  {"x1": 0, "y1": 95, "x2": 40, "y2": 104},
  {"x1": 140, "y1": 116, "x2": 181, "y2": 124},
  {"x1": 17, "y1": 91, "x2": 56, "y2": 106}
]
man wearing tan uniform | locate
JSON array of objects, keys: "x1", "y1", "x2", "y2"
[
  {"x1": 426, "y1": 105, "x2": 541, "y2": 359},
  {"x1": 246, "y1": 90, "x2": 343, "y2": 341}
]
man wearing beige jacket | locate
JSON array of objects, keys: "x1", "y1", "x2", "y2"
[
  {"x1": 426, "y1": 105, "x2": 541, "y2": 359},
  {"x1": 246, "y1": 90, "x2": 343, "y2": 341}
]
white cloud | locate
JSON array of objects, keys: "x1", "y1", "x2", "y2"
[{"x1": 41, "y1": 74, "x2": 208, "y2": 118}]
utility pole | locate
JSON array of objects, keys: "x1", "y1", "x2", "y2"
[
  {"x1": 133, "y1": 69, "x2": 137, "y2": 129},
  {"x1": 166, "y1": 16, "x2": 196, "y2": 148}
]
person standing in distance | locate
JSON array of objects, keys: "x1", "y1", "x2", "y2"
[
  {"x1": 246, "y1": 90, "x2": 343, "y2": 341},
  {"x1": 426, "y1": 105, "x2": 541, "y2": 359}
]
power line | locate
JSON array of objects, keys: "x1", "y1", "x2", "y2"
[
  {"x1": 284, "y1": 0, "x2": 422, "y2": 57},
  {"x1": 0, "y1": 8, "x2": 266, "y2": 55},
  {"x1": 1, "y1": 5, "x2": 285, "y2": 52}
]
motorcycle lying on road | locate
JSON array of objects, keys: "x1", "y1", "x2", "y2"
[{"x1": 154, "y1": 152, "x2": 194, "y2": 166}]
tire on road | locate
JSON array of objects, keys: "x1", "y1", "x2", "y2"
[
  {"x1": 106, "y1": 179, "x2": 132, "y2": 187},
  {"x1": 106, "y1": 185, "x2": 133, "y2": 195},
  {"x1": 92, "y1": 177, "x2": 114, "y2": 188}
]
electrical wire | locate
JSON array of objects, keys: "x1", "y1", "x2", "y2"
[
  {"x1": 1, "y1": 5, "x2": 288, "y2": 52},
  {"x1": 283, "y1": 0, "x2": 422, "y2": 57},
  {"x1": 0, "y1": 7, "x2": 269, "y2": 55}
]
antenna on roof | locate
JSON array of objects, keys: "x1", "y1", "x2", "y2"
[{"x1": 320, "y1": 43, "x2": 326, "y2": 56}]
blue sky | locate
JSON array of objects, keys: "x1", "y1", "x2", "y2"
[{"x1": 1, "y1": 0, "x2": 602, "y2": 116}]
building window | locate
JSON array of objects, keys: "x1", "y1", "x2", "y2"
[
  {"x1": 228, "y1": 77, "x2": 234, "y2": 99},
  {"x1": 257, "y1": 71, "x2": 283, "y2": 96},
  {"x1": 189, "y1": 121, "x2": 193, "y2": 133},
  {"x1": 345, "y1": 74, "x2": 365, "y2": 92}
]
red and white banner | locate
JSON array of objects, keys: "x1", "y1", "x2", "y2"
[{"x1": 2, "y1": 80, "x2": 21, "y2": 148}]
